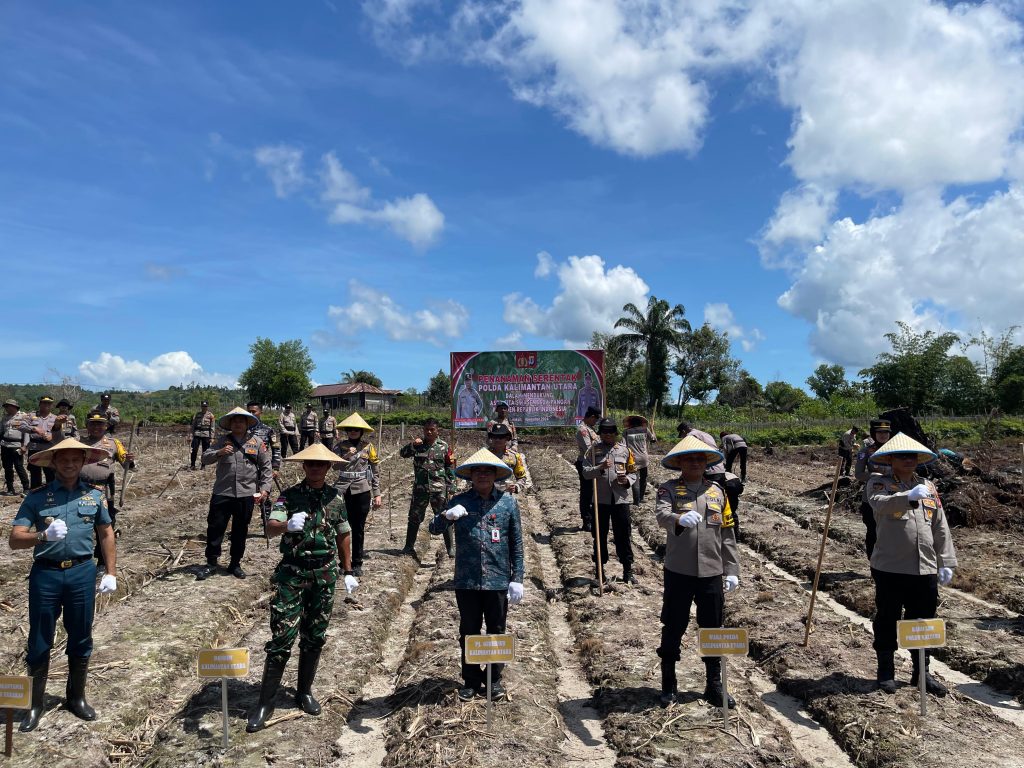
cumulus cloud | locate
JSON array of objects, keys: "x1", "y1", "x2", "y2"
[
  {"x1": 704, "y1": 302, "x2": 764, "y2": 353},
  {"x1": 325, "y1": 279, "x2": 469, "y2": 346},
  {"x1": 760, "y1": 184, "x2": 837, "y2": 265},
  {"x1": 534, "y1": 250, "x2": 554, "y2": 278},
  {"x1": 255, "y1": 147, "x2": 445, "y2": 247},
  {"x1": 503, "y1": 254, "x2": 649, "y2": 346},
  {"x1": 78, "y1": 352, "x2": 237, "y2": 391}
]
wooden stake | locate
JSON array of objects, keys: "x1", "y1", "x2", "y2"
[
  {"x1": 802, "y1": 457, "x2": 844, "y2": 646},
  {"x1": 118, "y1": 420, "x2": 136, "y2": 508},
  {"x1": 4, "y1": 709, "x2": 12, "y2": 757}
]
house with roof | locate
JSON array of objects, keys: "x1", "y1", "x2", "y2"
[{"x1": 311, "y1": 382, "x2": 402, "y2": 413}]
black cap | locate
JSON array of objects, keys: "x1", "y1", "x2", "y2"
[
  {"x1": 597, "y1": 417, "x2": 618, "y2": 433},
  {"x1": 101, "y1": 394, "x2": 111, "y2": 400},
  {"x1": 494, "y1": 400, "x2": 509, "y2": 409},
  {"x1": 201, "y1": 401, "x2": 209, "y2": 407},
  {"x1": 323, "y1": 407, "x2": 329, "y2": 413},
  {"x1": 246, "y1": 400, "x2": 261, "y2": 408},
  {"x1": 487, "y1": 423, "x2": 512, "y2": 438},
  {"x1": 56, "y1": 399, "x2": 72, "y2": 408},
  {"x1": 870, "y1": 419, "x2": 891, "y2": 433},
  {"x1": 584, "y1": 406, "x2": 601, "y2": 419},
  {"x1": 305, "y1": 403, "x2": 313, "y2": 408},
  {"x1": 284, "y1": 403, "x2": 292, "y2": 408}
]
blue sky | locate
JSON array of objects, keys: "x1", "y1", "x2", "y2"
[{"x1": 3, "y1": 1, "x2": 1024, "y2": 395}]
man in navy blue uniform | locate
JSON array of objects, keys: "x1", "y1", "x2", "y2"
[{"x1": 9, "y1": 437, "x2": 118, "y2": 732}]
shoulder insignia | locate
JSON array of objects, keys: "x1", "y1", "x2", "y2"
[{"x1": 657, "y1": 486, "x2": 671, "y2": 499}]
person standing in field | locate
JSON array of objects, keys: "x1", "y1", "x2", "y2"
[
  {"x1": 1, "y1": 399, "x2": 30, "y2": 496},
  {"x1": 581, "y1": 418, "x2": 638, "y2": 585},
  {"x1": 574, "y1": 406, "x2": 601, "y2": 532},
  {"x1": 278, "y1": 404, "x2": 299, "y2": 458},
  {"x1": 319, "y1": 408, "x2": 337, "y2": 451},
  {"x1": 856, "y1": 419, "x2": 892, "y2": 558},
  {"x1": 87, "y1": 394, "x2": 120, "y2": 434},
  {"x1": 486, "y1": 400, "x2": 518, "y2": 450},
  {"x1": 78, "y1": 414, "x2": 134, "y2": 567},
  {"x1": 190, "y1": 401, "x2": 215, "y2": 470},
  {"x1": 719, "y1": 431, "x2": 748, "y2": 482},
  {"x1": 20, "y1": 395, "x2": 58, "y2": 489},
  {"x1": 299, "y1": 404, "x2": 320, "y2": 450},
  {"x1": 399, "y1": 418, "x2": 456, "y2": 556},
  {"x1": 485, "y1": 423, "x2": 529, "y2": 495},
  {"x1": 838, "y1": 425, "x2": 859, "y2": 477},
  {"x1": 331, "y1": 413, "x2": 382, "y2": 576},
  {"x1": 54, "y1": 400, "x2": 78, "y2": 440},
  {"x1": 623, "y1": 415, "x2": 657, "y2": 505}
]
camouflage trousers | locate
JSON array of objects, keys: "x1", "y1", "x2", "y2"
[
  {"x1": 265, "y1": 560, "x2": 338, "y2": 664},
  {"x1": 408, "y1": 489, "x2": 446, "y2": 526}
]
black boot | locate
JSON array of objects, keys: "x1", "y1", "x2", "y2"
[
  {"x1": 876, "y1": 651, "x2": 897, "y2": 694},
  {"x1": 246, "y1": 656, "x2": 288, "y2": 732},
  {"x1": 703, "y1": 658, "x2": 735, "y2": 709},
  {"x1": 659, "y1": 657, "x2": 676, "y2": 707},
  {"x1": 65, "y1": 657, "x2": 96, "y2": 721},
  {"x1": 20, "y1": 659, "x2": 49, "y2": 732},
  {"x1": 296, "y1": 648, "x2": 322, "y2": 715},
  {"x1": 403, "y1": 521, "x2": 419, "y2": 555},
  {"x1": 622, "y1": 564, "x2": 637, "y2": 585},
  {"x1": 911, "y1": 652, "x2": 948, "y2": 697},
  {"x1": 442, "y1": 526, "x2": 455, "y2": 558}
]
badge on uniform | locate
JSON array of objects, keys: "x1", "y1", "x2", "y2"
[
  {"x1": 922, "y1": 499, "x2": 937, "y2": 520},
  {"x1": 707, "y1": 512, "x2": 723, "y2": 525},
  {"x1": 44, "y1": 516, "x2": 54, "y2": 525},
  {"x1": 491, "y1": 528, "x2": 500, "y2": 543}
]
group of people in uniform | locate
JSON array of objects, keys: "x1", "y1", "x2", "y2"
[{"x1": 4, "y1": 392, "x2": 960, "y2": 736}]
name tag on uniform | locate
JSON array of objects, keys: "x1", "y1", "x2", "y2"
[
  {"x1": 491, "y1": 528, "x2": 500, "y2": 543},
  {"x1": 79, "y1": 497, "x2": 97, "y2": 507}
]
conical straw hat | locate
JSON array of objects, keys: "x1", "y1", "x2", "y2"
[
  {"x1": 337, "y1": 412, "x2": 374, "y2": 432},
  {"x1": 869, "y1": 432, "x2": 936, "y2": 465},
  {"x1": 28, "y1": 437, "x2": 108, "y2": 468},
  {"x1": 217, "y1": 406, "x2": 259, "y2": 430},
  {"x1": 456, "y1": 447, "x2": 513, "y2": 480},
  {"x1": 284, "y1": 443, "x2": 344, "y2": 464},
  {"x1": 662, "y1": 434, "x2": 724, "y2": 470}
]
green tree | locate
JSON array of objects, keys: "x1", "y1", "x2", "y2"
[
  {"x1": 591, "y1": 331, "x2": 647, "y2": 410},
  {"x1": 938, "y1": 356, "x2": 987, "y2": 415},
  {"x1": 238, "y1": 338, "x2": 315, "y2": 408},
  {"x1": 341, "y1": 369, "x2": 383, "y2": 388},
  {"x1": 859, "y1": 322, "x2": 959, "y2": 413},
  {"x1": 672, "y1": 323, "x2": 736, "y2": 410},
  {"x1": 613, "y1": 296, "x2": 690, "y2": 410},
  {"x1": 764, "y1": 380, "x2": 809, "y2": 413},
  {"x1": 996, "y1": 375, "x2": 1024, "y2": 413},
  {"x1": 806, "y1": 364, "x2": 850, "y2": 401},
  {"x1": 715, "y1": 369, "x2": 763, "y2": 408},
  {"x1": 425, "y1": 369, "x2": 451, "y2": 407}
]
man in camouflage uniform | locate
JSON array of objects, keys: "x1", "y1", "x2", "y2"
[
  {"x1": 190, "y1": 401, "x2": 215, "y2": 470},
  {"x1": 87, "y1": 394, "x2": 120, "y2": 434},
  {"x1": 399, "y1": 418, "x2": 456, "y2": 556},
  {"x1": 1, "y1": 399, "x2": 30, "y2": 496},
  {"x1": 299, "y1": 404, "x2": 320, "y2": 450},
  {"x1": 486, "y1": 401, "x2": 518, "y2": 450},
  {"x1": 319, "y1": 409, "x2": 337, "y2": 451},
  {"x1": 54, "y1": 400, "x2": 78, "y2": 440},
  {"x1": 485, "y1": 424, "x2": 530, "y2": 494},
  {"x1": 246, "y1": 443, "x2": 359, "y2": 732},
  {"x1": 20, "y1": 395, "x2": 58, "y2": 489},
  {"x1": 79, "y1": 414, "x2": 134, "y2": 567},
  {"x1": 278, "y1": 405, "x2": 299, "y2": 458},
  {"x1": 856, "y1": 418, "x2": 892, "y2": 558},
  {"x1": 332, "y1": 413, "x2": 382, "y2": 576}
]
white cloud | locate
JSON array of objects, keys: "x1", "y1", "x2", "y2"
[
  {"x1": 143, "y1": 262, "x2": 184, "y2": 281},
  {"x1": 760, "y1": 184, "x2": 837, "y2": 265},
  {"x1": 503, "y1": 254, "x2": 649, "y2": 346},
  {"x1": 254, "y1": 144, "x2": 307, "y2": 198},
  {"x1": 496, "y1": 330, "x2": 524, "y2": 347},
  {"x1": 534, "y1": 250, "x2": 554, "y2": 278},
  {"x1": 78, "y1": 352, "x2": 237, "y2": 391},
  {"x1": 325, "y1": 279, "x2": 468, "y2": 346},
  {"x1": 703, "y1": 302, "x2": 764, "y2": 353},
  {"x1": 256, "y1": 147, "x2": 445, "y2": 248}
]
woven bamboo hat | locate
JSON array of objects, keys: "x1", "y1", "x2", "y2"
[
  {"x1": 218, "y1": 406, "x2": 259, "y2": 430},
  {"x1": 338, "y1": 412, "x2": 374, "y2": 433},
  {"x1": 284, "y1": 443, "x2": 344, "y2": 464},
  {"x1": 626, "y1": 414, "x2": 649, "y2": 427},
  {"x1": 28, "y1": 437, "x2": 107, "y2": 468},
  {"x1": 455, "y1": 447, "x2": 513, "y2": 480},
  {"x1": 662, "y1": 434, "x2": 725, "y2": 469},
  {"x1": 869, "y1": 432, "x2": 936, "y2": 465}
]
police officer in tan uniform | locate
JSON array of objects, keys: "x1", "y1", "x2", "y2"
[
  {"x1": 574, "y1": 406, "x2": 601, "y2": 531},
  {"x1": 54, "y1": 400, "x2": 78, "y2": 440},
  {"x1": 655, "y1": 435, "x2": 740, "y2": 708},
  {"x1": 279, "y1": 405, "x2": 299, "y2": 458},
  {"x1": 581, "y1": 418, "x2": 637, "y2": 584},
  {"x1": 20, "y1": 396, "x2": 58, "y2": 489},
  {"x1": 331, "y1": 413, "x2": 382, "y2": 576},
  {"x1": 856, "y1": 418, "x2": 892, "y2": 558},
  {"x1": 319, "y1": 409, "x2": 337, "y2": 452},
  {"x1": 299, "y1": 404, "x2": 320, "y2": 450},
  {"x1": 485, "y1": 401, "x2": 518, "y2": 451},
  {"x1": 623, "y1": 415, "x2": 657, "y2": 505},
  {"x1": 867, "y1": 433, "x2": 957, "y2": 696},
  {"x1": 87, "y1": 394, "x2": 120, "y2": 434},
  {"x1": 2, "y1": 399, "x2": 30, "y2": 496},
  {"x1": 190, "y1": 401, "x2": 215, "y2": 470},
  {"x1": 485, "y1": 424, "x2": 530, "y2": 495},
  {"x1": 79, "y1": 414, "x2": 134, "y2": 567}
]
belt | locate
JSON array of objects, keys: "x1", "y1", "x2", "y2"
[
  {"x1": 34, "y1": 555, "x2": 92, "y2": 570},
  {"x1": 282, "y1": 554, "x2": 335, "y2": 569},
  {"x1": 338, "y1": 471, "x2": 366, "y2": 479}
]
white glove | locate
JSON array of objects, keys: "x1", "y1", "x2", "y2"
[
  {"x1": 724, "y1": 575, "x2": 739, "y2": 593},
  {"x1": 44, "y1": 520, "x2": 68, "y2": 541},
  {"x1": 938, "y1": 567, "x2": 953, "y2": 586},
  {"x1": 287, "y1": 512, "x2": 307, "y2": 532},
  {"x1": 907, "y1": 484, "x2": 932, "y2": 501},
  {"x1": 678, "y1": 510, "x2": 702, "y2": 529},
  {"x1": 344, "y1": 574, "x2": 359, "y2": 593},
  {"x1": 445, "y1": 505, "x2": 469, "y2": 521},
  {"x1": 98, "y1": 575, "x2": 117, "y2": 594},
  {"x1": 507, "y1": 582, "x2": 524, "y2": 604}
]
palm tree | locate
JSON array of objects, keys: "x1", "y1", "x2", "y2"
[
  {"x1": 340, "y1": 369, "x2": 383, "y2": 388},
  {"x1": 613, "y1": 297, "x2": 690, "y2": 410}
]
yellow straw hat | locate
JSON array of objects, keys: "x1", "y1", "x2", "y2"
[
  {"x1": 661, "y1": 434, "x2": 725, "y2": 470},
  {"x1": 284, "y1": 443, "x2": 344, "y2": 464},
  {"x1": 218, "y1": 406, "x2": 259, "y2": 430},
  {"x1": 869, "y1": 432, "x2": 936, "y2": 465},
  {"x1": 455, "y1": 447, "x2": 513, "y2": 480},
  {"x1": 337, "y1": 412, "x2": 374, "y2": 433},
  {"x1": 28, "y1": 437, "x2": 108, "y2": 468}
]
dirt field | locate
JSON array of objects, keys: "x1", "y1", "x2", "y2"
[{"x1": 1, "y1": 429, "x2": 1023, "y2": 767}]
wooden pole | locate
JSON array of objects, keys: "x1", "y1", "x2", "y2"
[
  {"x1": 589, "y1": 440, "x2": 603, "y2": 594},
  {"x1": 4, "y1": 709, "x2": 12, "y2": 757},
  {"x1": 802, "y1": 457, "x2": 844, "y2": 646},
  {"x1": 118, "y1": 420, "x2": 136, "y2": 507}
]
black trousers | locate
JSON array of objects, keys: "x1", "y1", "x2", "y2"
[
  {"x1": 299, "y1": 431, "x2": 317, "y2": 450},
  {"x1": 631, "y1": 466, "x2": 649, "y2": 505},
  {"x1": 344, "y1": 489, "x2": 371, "y2": 568},
  {"x1": 321, "y1": 436, "x2": 334, "y2": 452},
  {"x1": 1, "y1": 446, "x2": 29, "y2": 492},
  {"x1": 725, "y1": 447, "x2": 747, "y2": 480},
  {"x1": 592, "y1": 503, "x2": 633, "y2": 567},
  {"x1": 455, "y1": 589, "x2": 508, "y2": 687},
  {"x1": 190, "y1": 436, "x2": 211, "y2": 468},
  {"x1": 658, "y1": 570, "x2": 724, "y2": 661},
  {"x1": 839, "y1": 449, "x2": 852, "y2": 476},
  {"x1": 95, "y1": 476, "x2": 118, "y2": 567},
  {"x1": 860, "y1": 501, "x2": 877, "y2": 558},
  {"x1": 27, "y1": 453, "x2": 54, "y2": 489},
  {"x1": 280, "y1": 433, "x2": 299, "y2": 458},
  {"x1": 575, "y1": 459, "x2": 593, "y2": 525},
  {"x1": 204, "y1": 495, "x2": 255, "y2": 566},
  {"x1": 871, "y1": 568, "x2": 938, "y2": 654}
]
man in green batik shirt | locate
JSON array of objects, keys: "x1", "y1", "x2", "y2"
[{"x1": 246, "y1": 443, "x2": 360, "y2": 733}]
